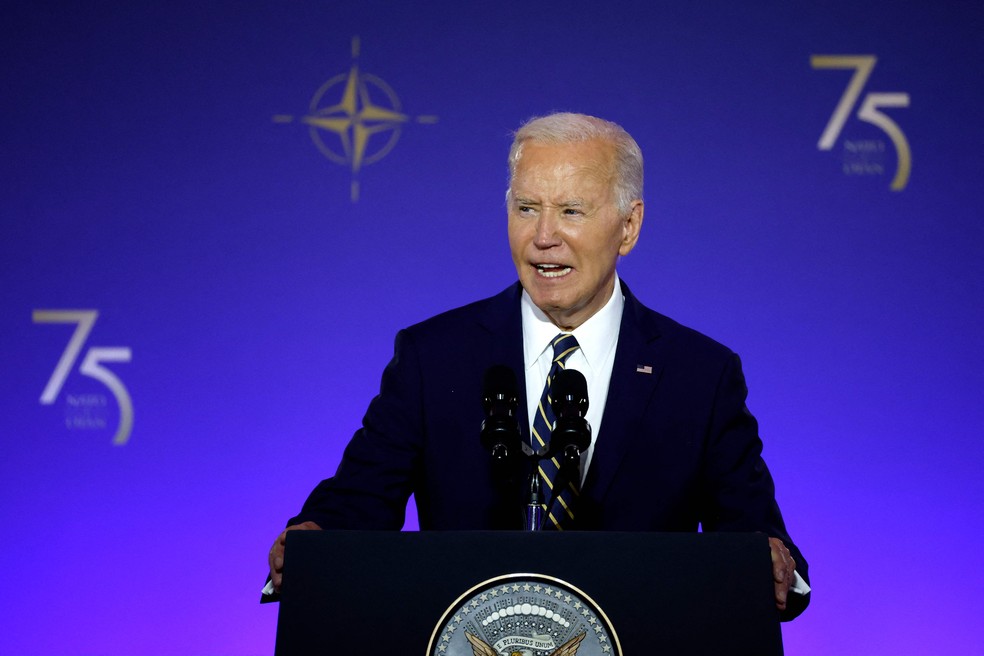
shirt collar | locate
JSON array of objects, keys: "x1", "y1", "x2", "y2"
[{"x1": 521, "y1": 273, "x2": 624, "y2": 370}]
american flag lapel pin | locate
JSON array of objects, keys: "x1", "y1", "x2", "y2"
[{"x1": 636, "y1": 364, "x2": 653, "y2": 374}]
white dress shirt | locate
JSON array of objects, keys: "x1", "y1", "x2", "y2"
[{"x1": 520, "y1": 274, "x2": 624, "y2": 483}]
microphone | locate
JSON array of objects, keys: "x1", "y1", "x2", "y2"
[
  {"x1": 481, "y1": 366, "x2": 528, "y2": 528},
  {"x1": 480, "y1": 365, "x2": 522, "y2": 474},
  {"x1": 547, "y1": 369, "x2": 592, "y2": 512},
  {"x1": 550, "y1": 368, "x2": 591, "y2": 461}
]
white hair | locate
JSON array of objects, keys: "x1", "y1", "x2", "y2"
[{"x1": 506, "y1": 112, "x2": 644, "y2": 215}]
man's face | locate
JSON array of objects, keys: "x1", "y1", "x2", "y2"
[{"x1": 507, "y1": 139, "x2": 643, "y2": 331}]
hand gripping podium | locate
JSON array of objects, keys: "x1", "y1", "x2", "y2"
[{"x1": 274, "y1": 530, "x2": 783, "y2": 655}]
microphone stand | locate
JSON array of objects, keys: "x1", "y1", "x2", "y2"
[
  {"x1": 479, "y1": 366, "x2": 588, "y2": 531},
  {"x1": 522, "y1": 441, "x2": 582, "y2": 531},
  {"x1": 524, "y1": 455, "x2": 544, "y2": 531},
  {"x1": 484, "y1": 430, "x2": 544, "y2": 531}
]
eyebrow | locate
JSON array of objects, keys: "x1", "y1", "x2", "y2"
[{"x1": 511, "y1": 197, "x2": 586, "y2": 207}]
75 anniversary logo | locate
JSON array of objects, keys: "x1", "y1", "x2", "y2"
[
  {"x1": 33, "y1": 309, "x2": 133, "y2": 446},
  {"x1": 811, "y1": 55, "x2": 911, "y2": 191}
]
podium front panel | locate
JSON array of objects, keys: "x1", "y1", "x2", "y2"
[{"x1": 275, "y1": 530, "x2": 782, "y2": 655}]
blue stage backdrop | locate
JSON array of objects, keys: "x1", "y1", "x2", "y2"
[{"x1": 2, "y1": 2, "x2": 982, "y2": 654}]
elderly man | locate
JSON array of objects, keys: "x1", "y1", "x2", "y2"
[{"x1": 268, "y1": 113, "x2": 810, "y2": 619}]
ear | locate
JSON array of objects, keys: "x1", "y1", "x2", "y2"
[{"x1": 618, "y1": 200, "x2": 644, "y2": 256}]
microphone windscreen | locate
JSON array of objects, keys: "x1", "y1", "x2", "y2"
[
  {"x1": 553, "y1": 369, "x2": 588, "y2": 411},
  {"x1": 483, "y1": 365, "x2": 518, "y2": 405}
]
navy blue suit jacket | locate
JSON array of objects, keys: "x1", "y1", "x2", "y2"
[{"x1": 292, "y1": 280, "x2": 809, "y2": 618}]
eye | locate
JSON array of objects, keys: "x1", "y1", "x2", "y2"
[{"x1": 562, "y1": 208, "x2": 583, "y2": 216}]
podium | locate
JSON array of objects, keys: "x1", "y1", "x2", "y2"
[{"x1": 274, "y1": 530, "x2": 783, "y2": 655}]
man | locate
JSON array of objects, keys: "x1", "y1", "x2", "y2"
[{"x1": 268, "y1": 113, "x2": 810, "y2": 619}]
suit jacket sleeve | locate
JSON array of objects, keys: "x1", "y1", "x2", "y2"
[
  {"x1": 699, "y1": 353, "x2": 811, "y2": 620},
  {"x1": 289, "y1": 328, "x2": 425, "y2": 530}
]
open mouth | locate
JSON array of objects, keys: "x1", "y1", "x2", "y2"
[{"x1": 534, "y1": 263, "x2": 572, "y2": 278}]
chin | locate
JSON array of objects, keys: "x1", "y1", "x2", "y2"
[{"x1": 531, "y1": 292, "x2": 574, "y2": 316}]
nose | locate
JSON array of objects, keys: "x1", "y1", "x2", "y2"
[{"x1": 533, "y1": 210, "x2": 561, "y2": 249}]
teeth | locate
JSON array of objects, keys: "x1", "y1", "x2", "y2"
[{"x1": 535, "y1": 264, "x2": 571, "y2": 278}]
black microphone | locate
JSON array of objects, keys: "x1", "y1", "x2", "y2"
[
  {"x1": 538, "y1": 368, "x2": 591, "y2": 529},
  {"x1": 480, "y1": 365, "x2": 522, "y2": 473},
  {"x1": 552, "y1": 368, "x2": 589, "y2": 418},
  {"x1": 550, "y1": 368, "x2": 591, "y2": 455},
  {"x1": 548, "y1": 369, "x2": 591, "y2": 479}
]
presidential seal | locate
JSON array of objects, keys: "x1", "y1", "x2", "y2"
[{"x1": 427, "y1": 573, "x2": 620, "y2": 656}]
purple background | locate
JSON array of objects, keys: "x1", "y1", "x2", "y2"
[{"x1": 2, "y1": 2, "x2": 982, "y2": 654}]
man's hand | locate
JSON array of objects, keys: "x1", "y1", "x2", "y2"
[
  {"x1": 268, "y1": 521, "x2": 322, "y2": 593},
  {"x1": 769, "y1": 537, "x2": 796, "y2": 612}
]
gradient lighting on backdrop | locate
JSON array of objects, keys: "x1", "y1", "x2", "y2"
[{"x1": 1, "y1": 2, "x2": 981, "y2": 654}]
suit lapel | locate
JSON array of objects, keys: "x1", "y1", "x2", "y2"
[
  {"x1": 582, "y1": 283, "x2": 665, "y2": 503},
  {"x1": 475, "y1": 283, "x2": 530, "y2": 437}
]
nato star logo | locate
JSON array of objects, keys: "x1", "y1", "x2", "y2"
[{"x1": 274, "y1": 37, "x2": 437, "y2": 201}]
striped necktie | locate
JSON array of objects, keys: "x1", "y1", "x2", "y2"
[{"x1": 531, "y1": 333, "x2": 580, "y2": 529}]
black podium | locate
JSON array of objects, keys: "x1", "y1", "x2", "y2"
[{"x1": 274, "y1": 530, "x2": 782, "y2": 655}]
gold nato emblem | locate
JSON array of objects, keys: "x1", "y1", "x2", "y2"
[{"x1": 274, "y1": 36, "x2": 438, "y2": 202}]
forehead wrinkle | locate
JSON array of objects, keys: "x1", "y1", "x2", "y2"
[
  {"x1": 514, "y1": 167, "x2": 608, "y2": 197},
  {"x1": 511, "y1": 142, "x2": 618, "y2": 209}
]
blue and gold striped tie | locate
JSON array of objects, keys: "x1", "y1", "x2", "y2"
[{"x1": 531, "y1": 333, "x2": 581, "y2": 529}]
